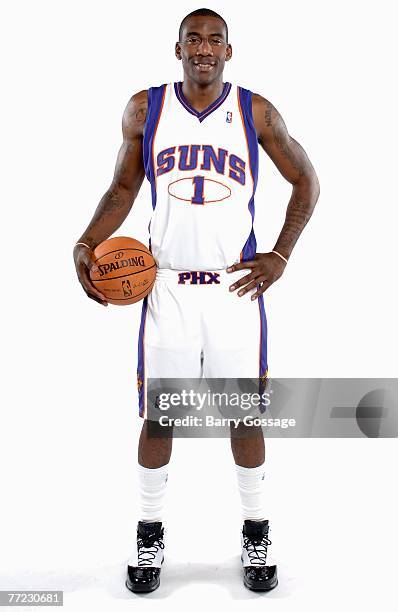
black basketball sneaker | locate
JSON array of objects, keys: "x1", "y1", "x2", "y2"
[
  {"x1": 241, "y1": 519, "x2": 278, "y2": 591},
  {"x1": 126, "y1": 521, "x2": 165, "y2": 593}
]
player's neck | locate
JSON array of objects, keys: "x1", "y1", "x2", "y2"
[{"x1": 181, "y1": 77, "x2": 225, "y2": 113}]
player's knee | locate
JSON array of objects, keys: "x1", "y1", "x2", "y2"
[
  {"x1": 229, "y1": 420, "x2": 263, "y2": 439},
  {"x1": 144, "y1": 418, "x2": 174, "y2": 438}
]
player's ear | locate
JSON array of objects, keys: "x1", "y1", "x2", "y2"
[
  {"x1": 175, "y1": 42, "x2": 182, "y2": 60},
  {"x1": 225, "y1": 44, "x2": 232, "y2": 62}
]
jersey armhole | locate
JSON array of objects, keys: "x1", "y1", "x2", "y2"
[
  {"x1": 237, "y1": 86, "x2": 259, "y2": 191},
  {"x1": 142, "y1": 84, "x2": 167, "y2": 181}
]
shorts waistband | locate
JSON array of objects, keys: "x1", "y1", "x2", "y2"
[{"x1": 155, "y1": 268, "x2": 248, "y2": 284}]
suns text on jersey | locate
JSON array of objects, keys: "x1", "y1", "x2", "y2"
[{"x1": 156, "y1": 144, "x2": 246, "y2": 185}]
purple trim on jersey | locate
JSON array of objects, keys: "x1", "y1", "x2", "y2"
[
  {"x1": 143, "y1": 84, "x2": 167, "y2": 210},
  {"x1": 242, "y1": 224, "x2": 257, "y2": 261},
  {"x1": 258, "y1": 293, "x2": 268, "y2": 414},
  {"x1": 258, "y1": 294, "x2": 268, "y2": 377},
  {"x1": 137, "y1": 296, "x2": 148, "y2": 417},
  {"x1": 174, "y1": 81, "x2": 232, "y2": 122},
  {"x1": 238, "y1": 86, "x2": 259, "y2": 262}
]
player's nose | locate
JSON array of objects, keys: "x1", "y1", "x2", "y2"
[{"x1": 196, "y1": 38, "x2": 213, "y2": 55}]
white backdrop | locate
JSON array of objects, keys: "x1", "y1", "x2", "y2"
[{"x1": 1, "y1": 1, "x2": 397, "y2": 610}]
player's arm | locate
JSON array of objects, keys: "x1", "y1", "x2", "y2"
[
  {"x1": 227, "y1": 94, "x2": 320, "y2": 299},
  {"x1": 73, "y1": 90, "x2": 148, "y2": 305}
]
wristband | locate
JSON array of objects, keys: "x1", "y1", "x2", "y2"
[
  {"x1": 271, "y1": 250, "x2": 288, "y2": 264},
  {"x1": 74, "y1": 242, "x2": 91, "y2": 250}
]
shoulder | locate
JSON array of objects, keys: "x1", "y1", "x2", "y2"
[
  {"x1": 251, "y1": 93, "x2": 275, "y2": 122},
  {"x1": 250, "y1": 93, "x2": 284, "y2": 143},
  {"x1": 122, "y1": 90, "x2": 148, "y2": 139},
  {"x1": 236, "y1": 87, "x2": 268, "y2": 106},
  {"x1": 236, "y1": 88, "x2": 275, "y2": 121}
]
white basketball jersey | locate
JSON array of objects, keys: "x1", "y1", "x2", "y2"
[{"x1": 142, "y1": 82, "x2": 259, "y2": 270}]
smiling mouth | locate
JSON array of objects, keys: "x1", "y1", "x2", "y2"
[{"x1": 193, "y1": 62, "x2": 216, "y2": 72}]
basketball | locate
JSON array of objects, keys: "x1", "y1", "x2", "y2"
[{"x1": 90, "y1": 236, "x2": 156, "y2": 305}]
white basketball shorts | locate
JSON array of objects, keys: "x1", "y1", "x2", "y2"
[{"x1": 136, "y1": 268, "x2": 268, "y2": 417}]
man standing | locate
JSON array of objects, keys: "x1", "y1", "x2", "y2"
[{"x1": 74, "y1": 8, "x2": 319, "y2": 593}]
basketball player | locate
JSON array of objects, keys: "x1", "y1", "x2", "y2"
[{"x1": 73, "y1": 8, "x2": 319, "y2": 593}]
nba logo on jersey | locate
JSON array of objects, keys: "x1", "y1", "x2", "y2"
[{"x1": 226, "y1": 111, "x2": 233, "y2": 123}]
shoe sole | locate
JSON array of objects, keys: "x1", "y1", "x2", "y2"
[
  {"x1": 125, "y1": 578, "x2": 160, "y2": 594},
  {"x1": 125, "y1": 557, "x2": 163, "y2": 593},
  {"x1": 241, "y1": 554, "x2": 278, "y2": 592},
  {"x1": 243, "y1": 577, "x2": 278, "y2": 592}
]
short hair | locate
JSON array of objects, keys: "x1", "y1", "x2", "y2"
[{"x1": 178, "y1": 8, "x2": 228, "y2": 43}]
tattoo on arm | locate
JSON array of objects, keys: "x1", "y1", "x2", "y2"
[
  {"x1": 274, "y1": 190, "x2": 316, "y2": 258},
  {"x1": 102, "y1": 188, "x2": 126, "y2": 212},
  {"x1": 125, "y1": 102, "x2": 147, "y2": 131},
  {"x1": 134, "y1": 106, "x2": 147, "y2": 124},
  {"x1": 82, "y1": 184, "x2": 132, "y2": 243},
  {"x1": 265, "y1": 100, "x2": 273, "y2": 127},
  {"x1": 254, "y1": 94, "x2": 320, "y2": 259},
  {"x1": 265, "y1": 102, "x2": 306, "y2": 177}
]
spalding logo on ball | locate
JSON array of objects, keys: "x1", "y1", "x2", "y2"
[{"x1": 90, "y1": 236, "x2": 156, "y2": 305}]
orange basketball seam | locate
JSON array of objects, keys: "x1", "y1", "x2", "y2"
[{"x1": 94, "y1": 247, "x2": 152, "y2": 263}]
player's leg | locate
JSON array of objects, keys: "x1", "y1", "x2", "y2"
[
  {"x1": 229, "y1": 421, "x2": 276, "y2": 590},
  {"x1": 139, "y1": 418, "x2": 173, "y2": 468},
  {"x1": 230, "y1": 420, "x2": 264, "y2": 467},
  {"x1": 202, "y1": 271, "x2": 277, "y2": 591},
  {"x1": 125, "y1": 420, "x2": 173, "y2": 594},
  {"x1": 127, "y1": 272, "x2": 202, "y2": 593},
  {"x1": 137, "y1": 418, "x2": 173, "y2": 525}
]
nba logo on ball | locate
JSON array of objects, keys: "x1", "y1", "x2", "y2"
[
  {"x1": 226, "y1": 111, "x2": 232, "y2": 123},
  {"x1": 122, "y1": 279, "x2": 133, "y2": 297}
]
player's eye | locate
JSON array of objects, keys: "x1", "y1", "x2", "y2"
[
  {"x1": 186, "y1": 37, "x2": 200, "y2": 44},
  {"x1": 210, "y1": 38, "x2": 223, "y2": 45}
]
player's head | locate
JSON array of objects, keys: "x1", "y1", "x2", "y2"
[{"x1": 176, "y1": 9, "x2": 232, "y2": 84}]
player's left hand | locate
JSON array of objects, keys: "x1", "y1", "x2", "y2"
[{"x1": 227, "y1": 252, "x2": 287, "y2": 300}]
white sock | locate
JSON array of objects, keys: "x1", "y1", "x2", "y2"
[
  {"x1": 138, "y1": 463, "x2": 169, "y2": 523},
  {"x1": 235, "y1": 463, "x2": 266, "y2": 521}
]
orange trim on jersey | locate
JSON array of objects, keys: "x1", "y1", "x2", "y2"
[
  {"x1": 237, "y1": 86, "x2": 255, "y2": 188},
  {"x1": 167, "y1": 176, "x2": 232, "y2": 204},
  {"x1": 151, "y1": 85, "x2": 167, "y2": 190}
]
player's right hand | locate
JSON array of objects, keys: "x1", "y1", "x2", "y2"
[{"x1": 73, "y1": 244, "x2": 108, "y2": 306}]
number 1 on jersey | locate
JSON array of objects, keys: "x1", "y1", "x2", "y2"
[{"x1": 191, "y1": 175, "x2": 205, "y2": 205}]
